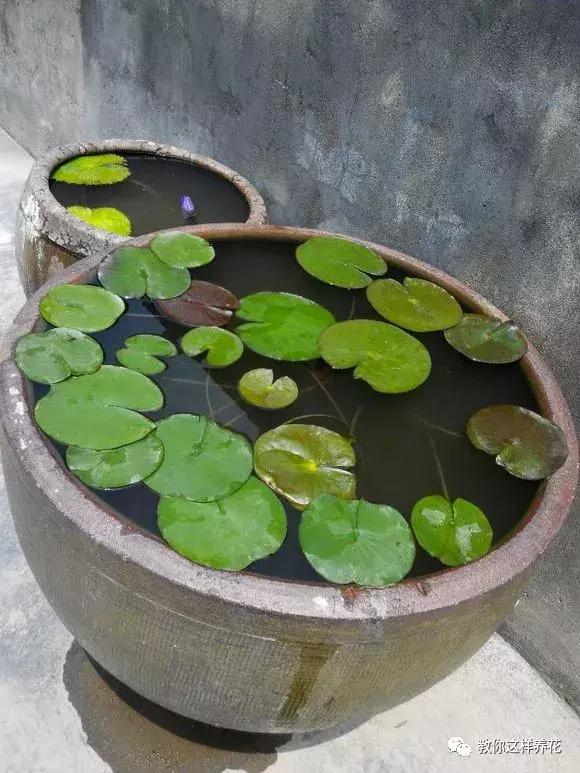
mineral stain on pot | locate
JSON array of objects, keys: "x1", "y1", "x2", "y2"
[{"x1": 278, "y1": 643, "x2": 338, "y2": 723}]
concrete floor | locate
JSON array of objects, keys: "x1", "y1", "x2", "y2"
[{"x1": 0, "y1": 126, "x2": 579, "y2": 772}]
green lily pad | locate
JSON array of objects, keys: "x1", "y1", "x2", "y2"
[
  {"x1": 444, "y1": 314, "x2": 528, "y2": 363},
  {"x1": 296, "y1": 236, "x2": 387, "y2": 289},
  {"x1": 366, "y1": 278, "x2": 462, "y2": 332},
  {"x1": 67, "y1": 206, "x2": 132, "y2": 237},
  {"x1": 51, "y1": 154, "x2": 131, "y2": 185},
  {"x1": 145, "y1": 414, "x2": 253, "y2": 502},
  {"x1": 116, "y1": 334, "x2": 177, "y2": 375},
  {"x1": 98, "y1": 246, "x2": 191, "y2": 300},
  {"x1": 236, "y1": 292, "x2": 335, "y2": 361},
  {"x1": 34, "y1": 365, "x2": 163, "y2": 450},
  {"x1": 253, "y1": 423, "x2": 356, "y2": 509},
  {"x1": 411, "y1": 495, "x2": 492, "y2": 567},
  {"x1": 149, "y1": 232, "x2": 215, "y2": 268},
  {"x1": 66, "y1": 434, "x2": 164, "y2": 489},
  {"x1": 299, "y1": 494, "x2": 416, "y2": 586},
  {"x1": 466, "y1": 405, "x2": 568, "y2": 480},
  {"x1": 181, "y1": 327, "x2": 243, "y2": 368},
  {"x1": 15, "y1": 328, "x2": 103, "y2": 384},
  {"x1": 40, "y1": 285, "x2": 125, "y2": 332},
  {"x1": 238, "y1": 369, "x2": 299, "y2": 410},
  {"x1": 157, "y1": 477, "x2": 287, "y2": 571},
  {"x1": 319, "y1": 320, "x2": 431, "y2": 393}
]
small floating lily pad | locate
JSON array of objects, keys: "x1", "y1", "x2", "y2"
[
  {"x1": 116, "y1": 334, "x2": 177, "y2": 375},
  {"x1": 181, "y1": 327, "x2": 243, "y2": 367},
  {"x1": 67, "y1": 206, "x2": 132, "y2": 237},
  {"x1": 145, "y1": 414, "x2": 253, "y2": 502},
  {"x1": 366, "y1": 278, "x2": 462, "y2": 332},
  {"x1": 51, "y1": 154, "x2": 131, "y2": 185},
  {"x1": 154, "y1": 280, "x2": 239, "y2": 327},
  {"x1": 34, "y1": 365, "x2": 163, "y2": 450},
  {"x1": 15, "y1": 328, "x2": 103, "y2": 384},
  {"x1": 296, "y1": 236, "x2": 387, "y2": 289},
  {"x1": 299, "y1": 494, "x2": 416, "y2": 586},
  {"x1": 444, "y1": 314, "x2": 528, "y2": 363},
  {"x1": 253, "y1": 423, "x2": 356, "y2": 509},
  {"x1": 466, "y1": 405, "x2": 568, "y2": 480},
  {"x1": 236, "y1": 292, "x2": 335, "y2": 361},
  {"x1": 66, "y1": 434, "x2": 164, "y2": 489},
  {"x1": 238, "y1": 369, "x2": 299, "y2": 410},
  {"x1": 157, "y1": 477, "x2": 287, "y2": 571},
  {"x1": 319, "y1": 320, "x2": 431, "y2": 393},
  {"x1": 98, "y1": 246, "x2": 191, "y2": 299},
  {"x1": 40, "y1": 285, "x2": 125, "y2": 332},
  {"x1": 411, "y1": 495, "x2": 492, "y2": 567},
  {"x1": 149, "y1": 232, "x2": 215, "y2": 268}
]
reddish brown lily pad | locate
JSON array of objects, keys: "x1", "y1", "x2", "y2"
[{"x1": 154, "y1": 280, "x2": 240, "y2": 327}]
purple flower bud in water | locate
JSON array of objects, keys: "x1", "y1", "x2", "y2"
[{"x1": 180, "y1": 195, "x2": 196, "y2": 219}]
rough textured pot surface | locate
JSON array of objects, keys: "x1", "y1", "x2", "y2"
[
  {"x1": 15, "y1": 139, "x2": 268, "y2": 297},
  {"x1": 1, "y1": 224, "x2": 577, "y2": 734}
]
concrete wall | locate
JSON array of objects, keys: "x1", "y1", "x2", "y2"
[{"x1": 1, "y1": 0, "x2": 579, "y2": 709}]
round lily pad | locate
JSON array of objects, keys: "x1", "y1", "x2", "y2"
[
  {"x1": 154, "y1": 280, "x2": 239, "y2": 327},
  {"x1": 15, "y1": 327, "x2": 103, "y2": 384},
  {"x1": 181, "y1": 327, "x2": 243, "y2": 368},
  {"x1": 40, "y1": 285, "x2": 125, "y2": 332},
  {"x1": 466, "y1": 405, "x2": 568, "y2": 480},
  {"x1": 145, "y1": 414, "x2": 253, "y2": 502},
  {"x1": 51, "y1": 153, "x2": 131, "y2": 185},
  {"x1": 149, "y1": 232, "x2": 215, "y2": 268},
  {"x1": 66, "y1": 434, "x2": 164, "y2": 489},
  {"x1": 253, "y1": 423, "x2": 356, "y2": 509},
  {"x1": 98, "y1": 246, "x2": 191, "y2": 300},
  {"x1": 299, "y1": 494, "x2": 416, "y2": 586},
  {"x1": 411, "y1": 495, "x2": 492, "y2": 567},
  {"x1": 236, "y1": 292, "x2": 335, "y2": 361},
  {"x1": 296, "y1": 236, "x2": 387, "y2": 289},
  {"x1": 116, "y1": 334, "x2": 177, "y2": 375},
  {"x1": 238, "y1": 369, "x2": 299, "y2": 410},
  {"x1": 319, "y1": 320, "x2": 431, "y2": 393},
  {"x1": 444, "y1": 314, "x2": 528, "y2": 363},
  {"x1": 157, "y1": 477, "x2": 287, "y2": 571},
  {"x1": 366, "y1": 278, "x2": 462, "y2": 332},
  {"x1": 34, "y1": 365, "x2": 163, "y2": 450},
  {"x1": 66, "y1": 206, "x2": 132, "y2": 237}
]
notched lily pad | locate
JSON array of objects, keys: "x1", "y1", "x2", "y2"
[
  {"x1": 51, "y1": 153, "x2": 131, "y2": 185},
  {"x1": 40, "y1": 285, "x2": 125, "y2": 332},
  {"x1": 15, "y1": 328, "x2": 103, "y2": 384},
  {"x1": 411, "y1": 494, "x2": 492, "y2": 567},
  {"x1": 157, "y1": 477, "x2": 287, "y2": 571},
  {"x1": 366, "y1": 278, "x2": 462, "y2": 332},
  {"x1": 466, "y1": 405, "x2": 568, "y2": 480},
  {"x1": 299, "y1": 494, "x2": 416, "y2": 586},
  {"x1": 149, "y1": 232, "x2": 215, "y2": 268},
  {"x1": 296, "y1": 236, "x2": 387, "y2": 289},
  {"x1": 238, "y1": 369, "x2": 299, "y2": 410},
  {"x1": 444, "y1": 314, "x2": 528, "y2": 363},
  {"x1": 181, "y1": 327, "x2": 243, "y2": 367},
  {"x1": 319, "y1": 319, "x2": 431, "y2": 393},
  {"x1": 116, "y1": 334, "x2": 177, "y2": 375},
  {"x1": 236, "y1": 292, "x2": 335, "y2": 361},
  {"x1": 154, "y1": 280, "x2": 239, "y2": 328},
  {"x1": 66, "y1": 434, "x2": 164, "y2": 489},
  {"x1": 98, "y1": 246, "x2": 191, "y2": 300},
  {"x1": 67, "y1": 206, "x2": 132, "y2": 237},
  {"x1": 253, "y1": 423, "x2": 356, "y2": 509}
]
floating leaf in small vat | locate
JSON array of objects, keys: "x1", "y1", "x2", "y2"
[
  {"x1": 296, "y1": 236, "x2": 387, "y2": 289},
  {"x1": 411, "y1": 495, "x2": 492, "y2": 567},
  {"x1": 444, "y1": 314, "x2": 528, "y2": 363},
  {"x1": 238, "y1": 369, "x2": 298, "y2": 410},
  {"x1": 149, "y1": 232, "x2": 215, "y2": 268},
  {"x1": 181, "y1": 327, "x2": 244, "y2": 367},
  {"x1": 466, "y1": 405, "x2": 568, "y2": 480},
  {"x1": 319, "y1": 319, "x2": 431, "y2": 393},
  {"x1": 154, "y1": 280, "x2": 239, "y2": 327},
  {"x1": 299, "y1": 494, "x2": 416, "y2": 586},
  {"x1": 157, "y1": 477, "x2": 287, "y2": 571},
  {"x1": 66, "y1": 205, "x2": 132, "y2": 237},
  {"x1": 116, "y1": 334, "x2": 177, "y2": 375},
  {"x1": 34, "y1": 365, "x2": 163, "y2": 450},
  {"x1": 236, "y1": 292, "x2": 335, "y2": 361},
  {"x1": 366, "y1": 278, "x2": 462, "y2": 332},
  {"x1": 98, "y1": 246, "x2": 191, "y2": 300},
  {"x1": 145, "y1": 414, "x2": 253, "y2": 502},
  {"x1": 51, "y1": 153, "x2": 131, "y2": 185},
  {"x1": 253, "y1": 423, "x2": 356, "y2": 509},
  {"x1": 40, "y1": 285, "x2": 125, "y2": 332},
  {"x1": 66, "y1": 434, "x2": 164, "y2": 489},
  {"x1": 15, "y1": 327, "x2": 103, "y2": 384}
]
